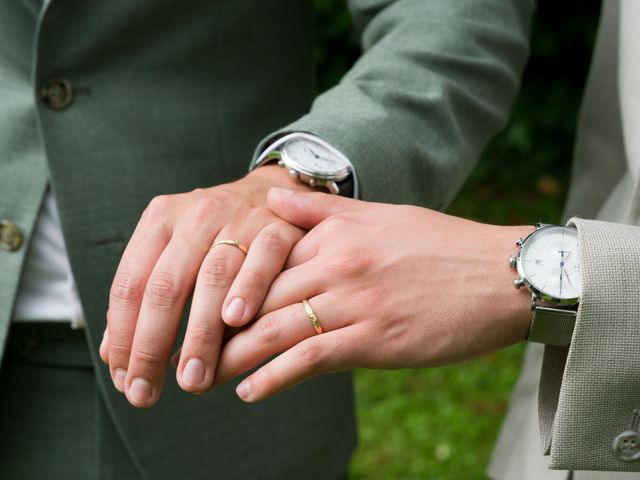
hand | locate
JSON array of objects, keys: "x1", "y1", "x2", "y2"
[
  {"x1": 214, "y1": 189, "x2": 534, "y2": 402},
  {"x1": 100, "y1": 165, "x2": 311, "y2": 407}
]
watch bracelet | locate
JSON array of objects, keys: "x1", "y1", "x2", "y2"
[{"x1": 527, "y1": 304, "x2": 576, "y2": 346}]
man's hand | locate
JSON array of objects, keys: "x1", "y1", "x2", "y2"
[
  {"x1": 100, "y1": 165, "x2": 310, "y2": 408},
  {"x1": 212, "y1": 189, "x2": 534, "y2": 402}
]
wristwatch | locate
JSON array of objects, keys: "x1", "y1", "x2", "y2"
[
  {"x1": 252, "y1": 133, "x2": 355, "y2": 197},
  {"x1": 510, "y1": 223, "x2": 582, "y2": 346}
]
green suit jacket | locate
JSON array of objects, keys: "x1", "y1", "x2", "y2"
[{"x1": 0, "y1": 0, "x2": 531, "y2": 477}]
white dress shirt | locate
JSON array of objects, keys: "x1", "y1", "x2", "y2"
[{"x1": 13, "y1": 187, "x2": 85, "y2": 328}]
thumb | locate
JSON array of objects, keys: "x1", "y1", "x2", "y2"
[{"x1": 267, "y1": 187, "x2": 366, "y2": 229}]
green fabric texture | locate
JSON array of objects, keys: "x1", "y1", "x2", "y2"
[
  {"x1": 257, "y1": 0, "x2": 534, "y2": 208},
  {"x1": 2, "y1": 1, "x2": 354, "y2": 478},
  {"x1": 0, "y1": 323, "x2": 141, "y2": 480},
  {"x1": 0, "y1": 0, "x2": 533, "y2": 478},
  {"x1": 0, "y1": 0, "x2": 49, "y2": 361}
]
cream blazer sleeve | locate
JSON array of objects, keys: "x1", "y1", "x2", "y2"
[{"x1": 538, "y1": 218, "x2": 640, "y2": 472}]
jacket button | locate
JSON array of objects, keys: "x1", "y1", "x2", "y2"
[
  {"x1": 613, "y1": 431, "x2": 640, "y2": 461},
  {"x1": 41, "y1": 78, "x2": 74, "y2": 110},
  {"x1": 0, "y1": 220, "x2": 22, "y2": 251}
]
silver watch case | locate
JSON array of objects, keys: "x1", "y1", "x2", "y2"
[
  {"x1": 253, "y1": 133, "x2": 352, "y2": 195},
  {"x1": 512, "y1": 224, "x2": 580, "y2": 307}
]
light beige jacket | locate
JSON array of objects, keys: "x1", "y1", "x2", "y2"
[{"x1": 489, "y1": 0, "x2": 640, "y2": 478}]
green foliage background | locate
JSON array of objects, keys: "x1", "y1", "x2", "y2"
[{"x1": 312, "y1": 1, "x2": 602, "y2": 478}]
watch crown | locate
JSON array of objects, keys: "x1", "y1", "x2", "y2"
[
  {"x1": 513, "y1": 278, "x2": 525, "y2": 289},
  {"x1": 516, "y1": 238, "x2": 524, "y2": 247},
  {"x1": 509, "y1": 256, "x2": 517, "y2": 268},
  {"x1": 288, "y1": 169, "x2": 298, "y2": 179},
  {"x1": 308, "y1": 178, "x2": 317, "y2": 187}
]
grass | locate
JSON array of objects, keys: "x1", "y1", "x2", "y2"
[{"x1": 350, "y1": 345, "x2": 524, "y2": 479}]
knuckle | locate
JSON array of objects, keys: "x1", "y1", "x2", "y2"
[
  {"x1": 130, "y1": 344, "x2": 166, "y2": 368},
  {"x1": 323, "y1": 250, "x2": 374, "y2": 278},
  {"x1": 190, "y1": 196, "x2": 221, "y2": 224},
  {"x1": 324, "y1": 215, "x2": 351, "y2": 233},
  {"x1": 257, "y1": 315, "x2": 280, "y2": 344},
  {"x1": 110, "y1": 271, "x2": 143, "y2": 306},
  {"x1": 186, "y1": 322, "x2": 221, "y2": 347},
  {"x1": 314, "y1": 215, "x2": 351, "y2": 241},
  {"x1": 145, "y1": 271, "x2": 182, "y2": 308},
  {"x1": 144, "y1": 195, "x2": 173, "y2": 221},
  {"x1": 108, "y1": 340, "x2": 132, "y2": 361},
  {"x1": 199, "y1": 255, "x2": 233, "y2": 289},
  {"x1": 256, "y1": 228, "x2": 288, "y2": 254},
  {"x1": 298, "y1": 342, "x2": 325, "y2": 369},
  {"x1": 238, "y1": 268, "x2": 269, "y2": 290}
]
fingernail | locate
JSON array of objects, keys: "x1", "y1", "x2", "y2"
[
  {"x1": 182, "y1": 358, "x2": 206, "y2": 387},
  {"x1": 225, "y1": 297, "x2": 246, "y2": 322},
  {"x1": 129, "y1": 377, "x2": 153, "y2": 404},
  {"x1": 113, "y1": 368, "x2": 126, "y2": 392},
  {"x1": 171, "y1": 347, "x2": 182, "y2": 368},
  {"x1": 272, "y1": 187, "x2": 294, "y2": 195},
  {"x1": 236, "y1": 379, "x2": 252, "y2": 401}
]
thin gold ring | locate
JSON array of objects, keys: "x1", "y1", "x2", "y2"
[
  {"x1": 210, "y1": 239, "x2": 248, "y2": 255},
  {"x1": 302, "y1": 299, "x2": 324, "y2": 335}
]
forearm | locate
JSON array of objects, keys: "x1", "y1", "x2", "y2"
[{"x1": 257, "y1": 0, "x2": 535, "y2": 206}]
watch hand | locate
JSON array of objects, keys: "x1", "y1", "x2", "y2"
[
  {"x1": 563, "y1": 267, "x2": 575, "y2": 290},
  {"x1": 564, "y1": 248, "x2": 574, "y2": 263},
  {"x1": 559, "y1": 250, "x2": 564, "y2": 297}
]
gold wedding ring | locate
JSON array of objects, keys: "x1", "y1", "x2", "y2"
[
  {"x1": 210, "y1": 239, "x2": 248, "y2": 255},
  {"x1": 302, "y1": 299, "x2": 324, "y2": 335}
]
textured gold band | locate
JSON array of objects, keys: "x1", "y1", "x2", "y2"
[
  {"x1": 302, "y1": 299, "x2": 324, "y2": 335},
  {"x1": 210, "y1": 239, "x2": 248, "y2": 255}
]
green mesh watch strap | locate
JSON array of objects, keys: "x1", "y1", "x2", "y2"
[{"x1": 527, "y1": 305, "x2": 576, "y2": 346}]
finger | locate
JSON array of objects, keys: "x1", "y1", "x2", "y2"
[
  {"x1": 215, "y1": 293, "x2": 347, "y2": 386},
  {"x1": 282, "y1": 231, "x2": 318, "y2": 270},
  {"x1": 267, "y1": 188, "x2": 369, "y2": 229},
  {"x1": 176, "y1": 230, "x2": 249, "y2": 393},
  {"x1": 107, "y1": 199, "x2": 173, "y2": 392},
  {"x1": 124, "y1": 233, "x2": 210, "y2": 407},
  {"x1": 234, "y1": 324, "x2": 365, "y2": 403},
  {"x1": 99, "y1": 327, "x2": 109, "y2": 364},
  {"x1": 222, "y1": 221, "x2": 304, "y2": 327},
  {"x1": 170, "y1": 346, "x2": 181, "y2": 369},
  {"x1": 255, "y1": 260, "x2": 323, "y2": 318}
]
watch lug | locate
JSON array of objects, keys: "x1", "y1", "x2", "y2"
[{"x1": 513, "y1": 278, "x2": 525, "y2": 289}]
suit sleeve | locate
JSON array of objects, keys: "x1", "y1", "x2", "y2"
[
  {"x1": 254, "y1": 0, "x2": 534, "y2": 207},
  {"x1": 537, "y1": 218, "x2": 640, "y2": 472}
]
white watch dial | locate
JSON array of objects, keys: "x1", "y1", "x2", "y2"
[
  {"x1": 282, "y1": 138, "x2": 348, "y2": 177},
  {"x1": 519, "y1": 226, "x2": 581, "y2": 302}
]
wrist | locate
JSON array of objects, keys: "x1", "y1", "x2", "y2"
[
  {"x1": 493, "y1": 225, "x2": 537, "y2": 343},
  {"x1": 237, "y1": 164, "x2": 315, "y2": 204},
  {"x1": 462, "y1": 223, "x2": 535, "y2": 350}
]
